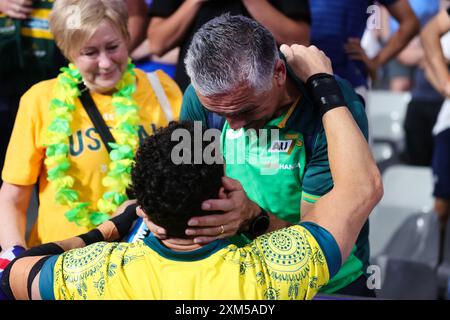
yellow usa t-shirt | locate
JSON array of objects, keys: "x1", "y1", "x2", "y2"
[
  {"x1": 39, "y1": 224, "x2": 341, "y2": 300},
  {"x1": 2, "y1": 69, "x2": 182, "y2": 245}
]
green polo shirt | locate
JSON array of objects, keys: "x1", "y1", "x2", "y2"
[{"x1": 180, "y1": 70, "x2": 369, "y2": 293}]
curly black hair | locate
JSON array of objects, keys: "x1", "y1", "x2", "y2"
[{"x1": 131, "y1": 121, "x2": 224, "y2": 238}]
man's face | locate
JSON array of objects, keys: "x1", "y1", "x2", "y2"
[
  {"x1": 198, "y1": 80, "x2": 282, "y2": 131},
  {"x1": 197, "y1": 60, "x2": 287, "y2": 130}
]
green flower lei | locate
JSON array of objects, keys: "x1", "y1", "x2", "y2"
[{"x1": 44, "y1": 60, "x2": 139, "y2": 228}]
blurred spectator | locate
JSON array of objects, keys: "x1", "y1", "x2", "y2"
[
  {"x1": 129, "y1": 0, "x2": 179, "y2": 79},
  {"x1": 421, "y1": 8, "x2": 450, "y2": 231},
  {"x1": 311, "y1": 0, "x2": 419, "y2": 98},
  {"x1": 0, "y1": 0, "x2": 67, "y2": 186},
  {"x1": 126, "y1": 0, "x2": 149, "y2": 52},
  {"x1": 387, "y1": 0, "x2": 440, "y2": 92},
  {"x1": 130, "y1": 39, "x2": 179, "y2": 78},
  {"x1": 147, "y1": 0, "x2": 311, "y2": 91},
  {"x1": 394, "y1": 0, "x2": 444, "y2": 166},
  {"x1": 400, "y1": 37, "x2": 444, "y2": 166}
]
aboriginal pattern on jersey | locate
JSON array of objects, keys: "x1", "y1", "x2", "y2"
[
  {"x1": 221, "y1": 226, "x2": 328, "y2": 300},
  {"x1": 54, "y1": 242, "x2": 145, "y2": 300}
]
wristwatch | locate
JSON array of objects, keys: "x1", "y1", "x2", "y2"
[{"x1": 248, "y1": 208, "x2": 270, "y2": 238}]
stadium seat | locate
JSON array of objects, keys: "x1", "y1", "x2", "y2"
[
  {"x1": 367, "y1": 90, "x2": 410, "y2": 125},
  {"x1": 372, "y1": 213, "x2": 440, "y2": 299},
  {"x1": 370, "y1": 114, "x2": 404, "y2": 148},
  {"x1": 374, "y1": 258, "x2": 438, "y2": 299},
  {"x1": 437, "y1": 219, "x2": 450, "y2": 299},
  {"x1": 369, "y1": 165, "x2": 434, "y2": 257},
  {"x1": 375, "y1": 213, "x2": 440, "y2": 267},
  {"x1": 371, "y1": 142, "x2": 394, "y2": 163},
  {"x1": 366, "y1": 90, "x2": 411, "y2": 154}
]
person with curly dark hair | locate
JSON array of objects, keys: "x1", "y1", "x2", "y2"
[
  {"x1": 1, "y1": 46, "x2": 382, "y2": 300},
  {"x1": 132, "y1": 121, "x2": 224, "y2": 238}
]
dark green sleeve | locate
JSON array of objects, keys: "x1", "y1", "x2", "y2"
[
  {"x1": 301, "y1": 78, "x2": 369, "y2": 201},
  {"x1": 180, "y1": 84, "x2": 208, "y2": 126}
]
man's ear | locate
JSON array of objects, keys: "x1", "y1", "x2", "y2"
[{"x1": 273, "y1": 59, "x2": 287, "y2": 86}]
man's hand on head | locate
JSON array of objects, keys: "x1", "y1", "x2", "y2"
[
  {"x1": 280, "y1": 44, "x2": 333, "y2": 82},
  {"x1": 139, "y1": 177, "x2": 262, "y2": 245},
  {"x1": 185, "y1": 176, "x2": 261, "y2": 244}
]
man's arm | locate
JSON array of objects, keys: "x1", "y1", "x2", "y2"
[
  {"x1": 126, "y1": 0, "x2": 148, "y2": 52},
  {"x1": 0, "y1": 204, "x2": 138, "y2": 300},
  {"x1": 421, "y1": 8, "x2": 450, "y2": 97},
  {"x1": 281, "y1": 45, "x2": 383, "y2": 262},
  {"x1": 303, "y1": 108, "x2": 382, "y2": 262},
  {"x1": 300, "y1": 78, "x2": 369, "y2": 216},
  {"x1": 147, "y1": 0, "x2": 206, "y2": 57},
  {"x1": 242, "y1": 0, "x2": 310, "y2": 45},
  {"x1": 375, "y1": 0, "x2": 420, "y2": 67}
]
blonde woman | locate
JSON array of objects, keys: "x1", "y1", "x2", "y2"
[{"x1": 0, "y1": 0, "x2": 182, "y2": 252}]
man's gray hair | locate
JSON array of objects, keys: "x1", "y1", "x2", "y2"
[{"x1": 184, "y1": 14, "x2": 279, "y2": 97}]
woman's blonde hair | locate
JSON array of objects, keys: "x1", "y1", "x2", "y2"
[{"x1": 49, "y1": 0, "x2": 129, "y2": 60}]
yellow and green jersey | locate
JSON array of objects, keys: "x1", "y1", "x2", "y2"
[
  {"x1": 38, "y1": 223, "x2": 341, "y2": 300},
  {"x1": 180, "y1": 66, "x2": 370, "y2": 293}
]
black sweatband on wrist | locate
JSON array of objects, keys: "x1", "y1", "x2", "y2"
[
  {"x1": 77, "y1": 229, "x2": 105, "y2": 246},
  {"x1": 306, "y1": 73, "x2": 347, "y2": 117},
  {"x1": 110, "y1": 203, "x2": 138, "y2": 239}
]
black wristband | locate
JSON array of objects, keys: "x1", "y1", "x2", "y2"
[
  {"x1": 110, "y1": 203, "x2": 138, "y2": 239},
  {"x1": 245, "y1": 208, "x2": 270, "y2": 240},
  {"x1": 306, "y1": 73, "x2": 347, "y2": 117},
  {"x1": 77, "y1": 229, "x2": 104, "y2": 246}
]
